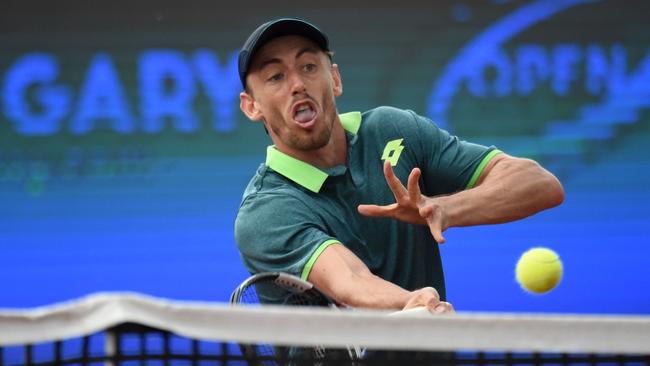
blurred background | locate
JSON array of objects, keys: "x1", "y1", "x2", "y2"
[{"x1": 1, "y1": 0, "x2": 648, "y2": 313}]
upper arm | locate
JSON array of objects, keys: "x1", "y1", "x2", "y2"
[
  {"x1": 234, "y1": 193, "x2": 337, "y2": 278},
  {"x1": 473, "y1": 152, "x2": 554, "y2": 187},
  {"x1": 473, "y1": 152, "x2": 510, "y2": 187},
  {"x1": 408, "y1": 112, "x2": 499, "y2": 194},
  {"x1": 473, "y1": 153, "x2": 565, "y2": 204}
]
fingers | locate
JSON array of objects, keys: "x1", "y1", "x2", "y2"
[
  {"x1": 433, "y1": 301, "x2": 455, "y2": 314},
  {"x1": 357, "y1": 203, "x2": 398, "y2": 217},
  {"x1": 383, "y1": 160, "x2": 408, "y2": 200},
  {"x1": 403, "y1": 287, "x2": 439, "y2": 310},
  {"x1": 407, "y1": 167, "x2": 422, "y2": 204},
  {"x1": 428, "y1": 219, "x2": 446, "y2": 243},
  {"x1": 423, "y1": 294, "x2": 453, "y2": 315},
  {"x1": 421, "y1": 204, "x2": 446, "y2": 243},
  {"x1": 403, "y1": 287, "x2": 454, "y2": 315},
  {"x1": 383, "y1": 160, "x2": 424, "y2": 206}
]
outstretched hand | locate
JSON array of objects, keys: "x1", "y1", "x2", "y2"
[{"x1": 357, "y1": 160, "x2": 449, "y2": 243}]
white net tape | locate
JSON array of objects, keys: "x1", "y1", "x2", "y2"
[{"x1": 1, "y1": 292, "x2": 648, "y2": 354}]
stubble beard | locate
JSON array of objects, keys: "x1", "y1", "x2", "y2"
[
  {"x1": 271, "y1": 95, "x2": 337, "y2": 152},
  {"x1": 286, "y1": 121, "x2": 332, "y2": 151}
]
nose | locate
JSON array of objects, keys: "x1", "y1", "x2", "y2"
[{"x1": 288, "y1": 71, "x2": 307, "y2": 95}]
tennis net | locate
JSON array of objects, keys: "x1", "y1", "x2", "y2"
[{"x1": 0, "y1": 292, "x2": 648, "y2": 365}]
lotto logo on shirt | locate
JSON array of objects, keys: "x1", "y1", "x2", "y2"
[{"x1": 381, "y1": 138, "x2": 405, "y2": 166}]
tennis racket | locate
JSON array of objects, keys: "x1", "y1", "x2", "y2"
[{"x1": 230, "y1": 271, "x2": 363, "y2": 365}]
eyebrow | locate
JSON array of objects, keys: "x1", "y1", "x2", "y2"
[
  {"x1": 257, "y1": 47, "x2": 321, "y2": 72},
  {"x1": 295, "y1": 47, "x2": 319, "y2": 59},
  {"x1": 258, "y1": 57, "x2": 282, "y2": 72}
]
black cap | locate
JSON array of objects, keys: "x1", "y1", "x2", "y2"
[{"x1": 238, "y1": 18, "x2": 329, "y2": 89}]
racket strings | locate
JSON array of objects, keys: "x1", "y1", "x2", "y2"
[
  {"x1": 236, "y1": 283, "x2": 278, "y2": 364},
  {"x1": 238, "y1": 283, "x2": 261, "y2": 304},
  {"x1": 233, "y1": 275, "x2": 361, "y2": 365}
]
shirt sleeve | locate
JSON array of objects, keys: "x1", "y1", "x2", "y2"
[
  {"x1": 408, "y1": 111, "x2": 499, "y2": 195},
  {"x1": 234, "y1": 192, "x2": 337, "y2": 280}
]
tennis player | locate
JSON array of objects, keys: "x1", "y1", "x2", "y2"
[{"x1": 234, "y1": 18, "x2": 564, "y2": 314}]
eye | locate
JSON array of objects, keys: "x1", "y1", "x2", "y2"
[
  {"x1": 268, "y1": 73, "x2": 284, "y2": 82},
  {"x1": 304, "y1": 63, "x2": 317, "y2": 73}
]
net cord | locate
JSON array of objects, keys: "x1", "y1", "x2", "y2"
[{"x1": 0, "y1": 292, "x2": 648, "y2": 354}]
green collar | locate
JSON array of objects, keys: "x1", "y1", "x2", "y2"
[
  {"x1": 339, "y1": 111, "x2": 361, "y2": 134},
  {"x1": 265, "y1": 111, "x2": 361, "y2": 193}
]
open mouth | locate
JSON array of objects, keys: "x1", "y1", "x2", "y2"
[{"x1": 292, "y1": 101, "x2": 318, "y2": 127}]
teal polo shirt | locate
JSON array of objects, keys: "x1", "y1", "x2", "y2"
[{"x1": 234, "y1": 106, "x2": 500, "y2": 301}]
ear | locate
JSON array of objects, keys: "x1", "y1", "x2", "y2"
[
  {"x1": 240, "y1": 91, "x2": 264, "y2": 121},
  {"x1": 331, "y1": 64, "x2": 343, "y2": 97}
]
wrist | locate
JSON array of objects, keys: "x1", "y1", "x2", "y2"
[
  {"x1": 438, "y1": 195, "x2": 454, "y2": 230},
  {"x1": 423, "y1": 194, "x2": 454, "y2": 231}
]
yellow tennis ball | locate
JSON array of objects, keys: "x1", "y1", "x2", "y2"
[{"x1": 515, "y1": 247, "x2": 563, "y2": 294}]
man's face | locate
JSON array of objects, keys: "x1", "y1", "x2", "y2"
[{"x1": 240, "y1": 35, "x2": 342, "y2": 152}]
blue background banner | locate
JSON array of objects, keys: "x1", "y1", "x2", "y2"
[{"x1": 1, "y1": 0, "x2": 649, "y2": 313}]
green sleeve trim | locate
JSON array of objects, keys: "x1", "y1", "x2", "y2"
[
  {"x1": 300, "y1": 239, "x2": 340, "y2": 281},
  {"x1": 465, "y1": 149, "x2": 502, "y2": 189}
]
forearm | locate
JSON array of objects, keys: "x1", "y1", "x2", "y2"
[
  {"x1": 441, "y1": 157, "x2": 564, "y2": 228},
  {"x1": 333, "y1": 272, "x2": 411, "y2": 309},
  {"x1": 308, "y1": 243, "x2": 413, "y2": 310}
]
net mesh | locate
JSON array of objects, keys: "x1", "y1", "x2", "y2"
[{"x1": 0, "y1": 293, "x2": 648, "y2": 366}]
